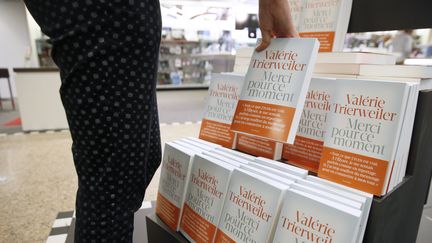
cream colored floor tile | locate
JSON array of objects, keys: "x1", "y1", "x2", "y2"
[
  {"x1": 0, "y1": 123, "x2": 200, "y2": 243},
  {"x1": 0, "y1": 132, "x2": 76, "y2": 243}
]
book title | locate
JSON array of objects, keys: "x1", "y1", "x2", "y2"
[
  {"x1": 302, "y1": 0, "x2": 339, "y2": 30},
  {"x1": 331, "y1": 94, "x2": 395, "y2": 156},
  {"x1": 247, "y1": 50, "x2": 308, "y2": 103},
  {"x1": 298, "y1": 90, "x2": 331, "y2": 138},
  {"x1": 187, "y1": 168, "x2": 223, "y2": 223},
  {"x1": 223, "y1": 185, "x2": 271, "y2": 243},
  {"x1": 207, "y1": 83, "x2": 239, "y2": 122},
  {"x1": 281, "y1": 210, "x2": 335, "y2": 243},
  {"x1": 160, "y1": 156, "x2": 185, "y2": 203}
]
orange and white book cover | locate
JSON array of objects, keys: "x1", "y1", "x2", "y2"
[
  {"x1": 235, "y1": 133, "x2": 283, "y2": 160},
  {"x1": 156, "y1": 142, "x2": 195, "y2": 231},
  {"x1": 180, "y1": 154, "x2": 235, "y2": 243},
  {"x1": 273, "y1": 189, "x2": 362, "y2": 243},
  {"x1": 283, "y1": 78, "x2": 334, "y2": 173},
  {"x1": 214, "y1": 168, "x2": 289, "y2": 243},
  {"x1": 199, "y1": 73, "x2": 244, "y2": 148},
  {"x1": 294, "y1": 0, "x2": 353, "y2": 52},
  {"x1": 231, "y1": 38, "x2": 319, "y2": 144},
  {"x1": 317, "y1": 79, "x2": 410, "y2": 196}
]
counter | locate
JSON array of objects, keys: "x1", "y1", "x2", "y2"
[{"x1": 14, "y1": 68, "x2": 68, "y2": 131}]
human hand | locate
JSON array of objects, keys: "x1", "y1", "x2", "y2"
[{"x1": 256, "y1": 0, "x2": 299, "y2": 52}]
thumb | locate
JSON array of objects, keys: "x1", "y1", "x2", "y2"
[{"x1": 256, "y1": 29, "x2": 273, "y2": 52}]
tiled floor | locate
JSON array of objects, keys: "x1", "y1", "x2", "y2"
[{"x1": 0, "y1": 123, "x2": 200, "y2": 243}]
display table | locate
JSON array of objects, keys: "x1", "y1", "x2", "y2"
[
  {"x1": 14, "y1": 68, "x2": 68, "y2": 131},
  {"x1": 147, "y1": 90, "x2": 432, "y2": 243}
]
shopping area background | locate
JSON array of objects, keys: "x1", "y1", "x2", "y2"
[{"x1": 1, "y1": 1, "x2": 432, "y2": 243}]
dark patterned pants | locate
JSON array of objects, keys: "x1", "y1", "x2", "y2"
[{"x1": 24, "y1": 1, "x2": 162, "y2": 242}]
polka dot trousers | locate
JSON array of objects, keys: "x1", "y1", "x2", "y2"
[{"x1": 24, "y1": 0, "x2": 162, "y2": 242}]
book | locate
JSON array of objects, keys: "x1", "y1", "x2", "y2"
[
  {"x1": 317, "y1": 78, "x2": 411, "y2": 196},
  {"x1": 214, "y1": 168, "x2": 289, "y2": 243},
  {"x1": 247, "y1": 162, "x2": 304, "y2": 182},
  {"x1": 314, "y1": 63, "x2": 362, "y2": 75},
  {"x1": 298, "y1": 178, "x2": 368, "y2": 204},
  {"x1": 215, "y1": 146, "x2": 257, "y2": 162},
  {"x1": 179, "y1": 154, "x2": 235, "y2": 243},
  {"x1": 291, "y1": 0, "x2": 354, "y2": 52},
  {"x1": 186, "y1": 137, "x2": 222, "y2": 149},
  {"x1": 174, "y1": 139, "x2": 216, "y2": 152},
  {"x1": 314, "y1": 73, "x2": 359, "y2": 79},
  {"x1": 272, "y1": 189, "x2": 362, "y2": 243},
  {"x1": 305, "y1": 175, "x2": 373, "y2": 243},
  {"x1": 199, "y1": 73, "x2": 244, "y2": 148},
  {"x1": 240, "y1": 164, "x2": 296, "y2": 186},
  {"x1": 253, "y1": 157, "x2": 308, "y2": 178},
  {"x1": 156, "y1": 142, "x2": 198, "y2": 231},
  {"x1": 235, "y1": 133, "x2": 283, "y2": 160},
  {"x1": 315, "y1": 65, "x2": 432, "y2": 81},
  {"x1": 289, "y1": 182, "x2": 369, "y2": 242},
  {"x1": 203, "y1": 150, "x2": 250, "y2": 165},
  {"x1": 289, "y1": 183, "x2": 363, "y2": 209},
  {"x1": 359, "y1": 64, "x2": 432, "y2": 79},
  {"x1": 388, "y1": 82, "x2": 419, "y2": 191},
  {"x1": 317, "y1": 52, "x2": 397, "y2": 64},
  {"x1": 231, "y1": 38, "x2": 319, "y2": 144},
  {"x1": 282, "y1": 77, "x2": 334, "y2": 173}
]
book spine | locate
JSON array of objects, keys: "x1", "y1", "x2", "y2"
[{"x1": 156, "y1": 146, "x2": 192, "y2": 231}]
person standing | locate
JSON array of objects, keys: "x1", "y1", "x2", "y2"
[
  {"x1": 24, "y1": 1, "x2": 162, "y2": 242},
  {"x1": 23, "y1": 0, "x2": 297, "y2": 242},
  {"x1": 392, "y1": 29, "x2": 415, "y2": 64}
]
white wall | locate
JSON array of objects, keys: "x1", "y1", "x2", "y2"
[
  {"x1": 25, "y1": 7, "x2": 42, "y2": 68},
  {"x1": 0, "y1": 0, "x2": 35, "y2": 98}
]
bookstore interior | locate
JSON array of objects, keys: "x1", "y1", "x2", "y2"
[{"x1": 1, "y1": 0, "x2": 432, "y2": 243}]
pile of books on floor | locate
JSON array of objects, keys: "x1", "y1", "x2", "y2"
[{"x1": 156, "y1": 137, "x2": 373, "y2": 243}]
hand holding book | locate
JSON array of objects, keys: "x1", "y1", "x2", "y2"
[{"x1": 257, "y1": 0, "x2": 299, "y2": 52}]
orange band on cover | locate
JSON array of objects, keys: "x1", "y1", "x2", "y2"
[
  {"x1": 231, "y1": 100, "x2": 295, "y2": 142},
  {"x1": 214, "y1": 229, "x2": 236, "y2": 243},
  {"x1": 156, "y1": 193, "x2": 180, "y2": 231},
  {"x1": 318, "y1": 147, "x2": 388, "y2": 195},
  {"x1": 180, "y1": 204, "x2": 217, "y2": 243},
  {"x1": 199, "y1": 119, "x2": 235, "y2": 148},
  {"x1": 236, "y1": 134, "x2": 277, "y2": 159},
  {"x1": 282, "y1": 136, "x2": 324, "y2": 173},
  {"x1": 299, "y1": 31, "x2": 335, "y2": 52}
]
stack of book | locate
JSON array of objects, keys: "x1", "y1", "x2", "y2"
[
  {"x1": 281, "y1": 74, "x2": 423, "y2": 196},
  {"x1": 229, "y1": 39, "x2": 430, "y2": 196},
  {"x1": 199, "y1": 72, "x2": 284, "y2": 159},
  {"x1": 312, "y1": 77, "x2": 420, "y2": 196},
  {"x1": 307, "y1": 52, "x2": 432, "y2": 195},
  {"x1": 156, "y1": 137, "x2": 373, "y2": 243},
  {"x1": 203, "y1": 37, "x2": 320, "y2": 160}
]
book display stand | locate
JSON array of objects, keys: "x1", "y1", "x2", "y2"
[{"x1": 146, "y1": 90, "x2": 432, "y2": 242}]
